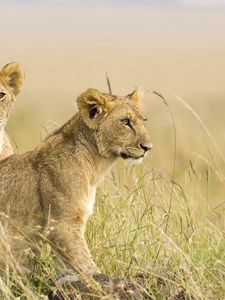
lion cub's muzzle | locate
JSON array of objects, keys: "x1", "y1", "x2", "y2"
[{"x1": 121, "y1": 142, "x2": 153, "y2": 161}]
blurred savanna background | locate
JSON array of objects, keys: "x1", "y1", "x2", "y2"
[{"x1": 1, "y1": 0, "x2": 225, "y2": 299}]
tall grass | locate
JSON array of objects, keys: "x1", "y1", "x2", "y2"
[{"x1": 0, "y1": 94, "x2": 224, "y2": 299}]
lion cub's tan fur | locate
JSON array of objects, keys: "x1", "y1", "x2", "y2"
[
  {"x1": 0, "y1": 63, "x2": 24, "y2": 160},
  {"x1": 0, "y1": 88, "x2": 152, "y2": 273}
]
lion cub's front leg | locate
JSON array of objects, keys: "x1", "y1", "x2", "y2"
[{"x1": 49, "y1": 217, "x2": 99, "y2": 274}]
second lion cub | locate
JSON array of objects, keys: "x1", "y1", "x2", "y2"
[
  {"x1": 0, "y1": 88, "x2": 152, "y2": 274},
  {"x1": 0, "y1": 62, "x2": 24, "y2": 160}
]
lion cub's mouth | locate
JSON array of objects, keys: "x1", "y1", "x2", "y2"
[
  {"x1": 121, "y1": 152, "x2": 144, "y2": 160},
  {"x1": 121, "y1": 152, "x2": 129, "y2": 159}
]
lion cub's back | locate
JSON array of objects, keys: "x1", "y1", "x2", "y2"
[{"x1": 0, "y1": 152, "x2": 41, "y2": 221}]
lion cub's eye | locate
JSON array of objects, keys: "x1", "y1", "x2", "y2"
[
  {"x1": 121, "y1": 118, "x2": 132, "y2": 128},
  {"x1": 0, "y1": 92, "x2": 6, "y2": 100}
]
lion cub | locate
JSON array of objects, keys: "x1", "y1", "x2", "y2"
[
  {"x1": 0, "y1": 88, "x2": 152, "y2": 273},
  {"x1": 0, "y1": 62, "x2": 24, "y2": 160}
]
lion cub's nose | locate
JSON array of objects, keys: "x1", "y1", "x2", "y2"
[{"x1": 139, "y1": 143, "x2": 153, "y2": 152}]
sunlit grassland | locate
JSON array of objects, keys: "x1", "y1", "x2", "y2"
[
  {"x1": 0, "y1": 92, "x2": 224, "y2": 299},
  {"x1": 87, "y1": 94, "x2": 225, "y2": 299}
]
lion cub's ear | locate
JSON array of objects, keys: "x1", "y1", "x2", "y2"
[
  {"x1": 0, "y1": 62, "x2": 24, "y2": 96},
  {"x1": 77, "y1": 88, "x2": 115, "y2": 129},
  {"x1": 126, "y1": 88, "x2": 143, "y2": 106}
]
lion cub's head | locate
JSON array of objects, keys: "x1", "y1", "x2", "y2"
[
  {"x1": 77, "y1": 88, "x2": 152, "y2": 163},
  {"x1": 0, "y1": 63, "x2": 24, "y2": 128}
]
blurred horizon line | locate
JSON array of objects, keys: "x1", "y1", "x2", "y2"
[{"x1": 2, "y1": 0, "x2": 225, "y2": 8}]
